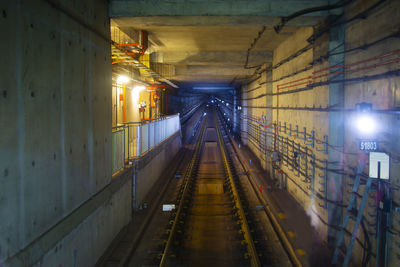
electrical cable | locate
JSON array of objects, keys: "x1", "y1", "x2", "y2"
[
  {"x1": 242, "y1": 118, "x2": 400, "y2": 181},
  {"x1": 273, "y1": 0, "x2": 354, "y2": 33},
  {"x1": 242, "y1": 69, "x2": 400, "y2": 100},
  {"x1": 307, "y1": 0, "x2": 388, "y2": 44},
  {"x1": 253, "y1": 27, "x2": 400, "y2": 88},
  {"x1": 241, "y1": 105, "x2": 400, "y2": 115},
  {"x1": 244, "y1": 26, "x2": 266, "y2": 69},
  {"x1": 249, "y1": 0, "x2": 393, "y2": 81}
]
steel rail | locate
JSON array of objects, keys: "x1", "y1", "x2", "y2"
[
  {"x1": 159, "y1": 118, "x2": 207, "y2": 267},
  {"x1": 214, "y1": 110, "x2": 261, "y2": 267},
  {"x1": 216, "y1": 108, "x2": 302, "y2": 267}
]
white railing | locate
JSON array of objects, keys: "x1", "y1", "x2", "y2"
[{"x1": 111, "y1": 114, "x2": 180, "y2": 174}]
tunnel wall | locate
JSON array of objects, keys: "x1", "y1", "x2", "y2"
[
  {"x1": 241, "y1": 0, "x2": 400, "y2": 265},
  {"x1": 343, "y1": 1, "x2": 400, "y2": 264},
  {"x1": 168, "y1": 92, "x2": 205, "y2": 116},
  {"x1": 0, "y1": 0, "x2": 132, "y2": 266}
]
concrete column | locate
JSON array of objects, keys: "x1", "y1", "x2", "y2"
[{"x1": 327, "y1": 20, "x2": 345, "y2": 247}]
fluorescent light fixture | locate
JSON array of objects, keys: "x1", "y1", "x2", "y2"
[
  {"x1": 356, "y1": 114, "x2": 376, "y2": 134},
  {"x1": 117, "y1": 75, "x2": 129, "y2": 84}
]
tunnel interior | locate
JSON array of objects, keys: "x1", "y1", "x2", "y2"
[{"x1": 1, "y1": 0, "x2": 400, "y2": 266}]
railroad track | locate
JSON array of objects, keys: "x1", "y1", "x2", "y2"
[
  {"x1": 112, "y1": 105, "x2": 296, "y2": 267},
  {"x1": 215, "y1": 107, "x2": 302, "y2": 267},
  {"x1": 157, "y1": 106, "x2": 293, "y2": 267}
]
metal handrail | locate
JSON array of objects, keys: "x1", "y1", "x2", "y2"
[
  {"x1": 123, "y1": 113, "x2": 180, "y2": 125},
  {"x1": 111, "y1": 114, "x2": 181, "y2": 174},
  {"x1": 112, "y1": 125, "x2": 125, "y2": 131}
]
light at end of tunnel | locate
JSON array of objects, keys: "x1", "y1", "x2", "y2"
[
  {"x1": 133, "y1": 85, "x2": 145, "y2": 92},
  {"x1": 117, "y1": 75, "x2": 129, "y2": 84},
  {"x1": 356, "y1": 114, "x2": 376, "y2": 134}
]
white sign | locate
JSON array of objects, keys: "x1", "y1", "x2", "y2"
[
  {"x1": 369, "y1": 152, "x2": 389, "y2": 179},
  {"x1": 162, "y1": 204, "x2": 176, "y2": 211}
]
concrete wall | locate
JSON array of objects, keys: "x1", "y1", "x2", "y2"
[
  {"x1": 240, "y1": 0, "x2": 400, "y2": 265},
  {"x1": 343, "y1": 0, "x2": 400, "y2": 264},
  {"x1": 181, "y1": 105, "x2": 204, "y2": 142},
  {"x1": 34, "y1": 176, "x2": 132, "y2": 267},
  {"x1": 168, "y1": 92, "x2": 205, "y2": 115},
  {"x1": 0, "y1": 0, "x2": 132, "y2": 265},
  {"x1": 109, "y1": 0, "x2": 328, "y2": 21},
  {"x1": 270, "y1": 26, "x2": 329, "y2": 238}
]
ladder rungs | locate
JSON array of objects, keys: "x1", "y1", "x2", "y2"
[
  {"x1": 331, "y1": 164, "x2": 371, "y2": 266},
  {"x1": 337, "y1": 245, "x2": 346, "y2": 254},
  {"x1": 351, "y1": 191, "x2": 363, "y2": 198}
]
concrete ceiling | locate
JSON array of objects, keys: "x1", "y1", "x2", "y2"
[{"x1": 110, "y1": 0, "x2": 329, "y2": 89}]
